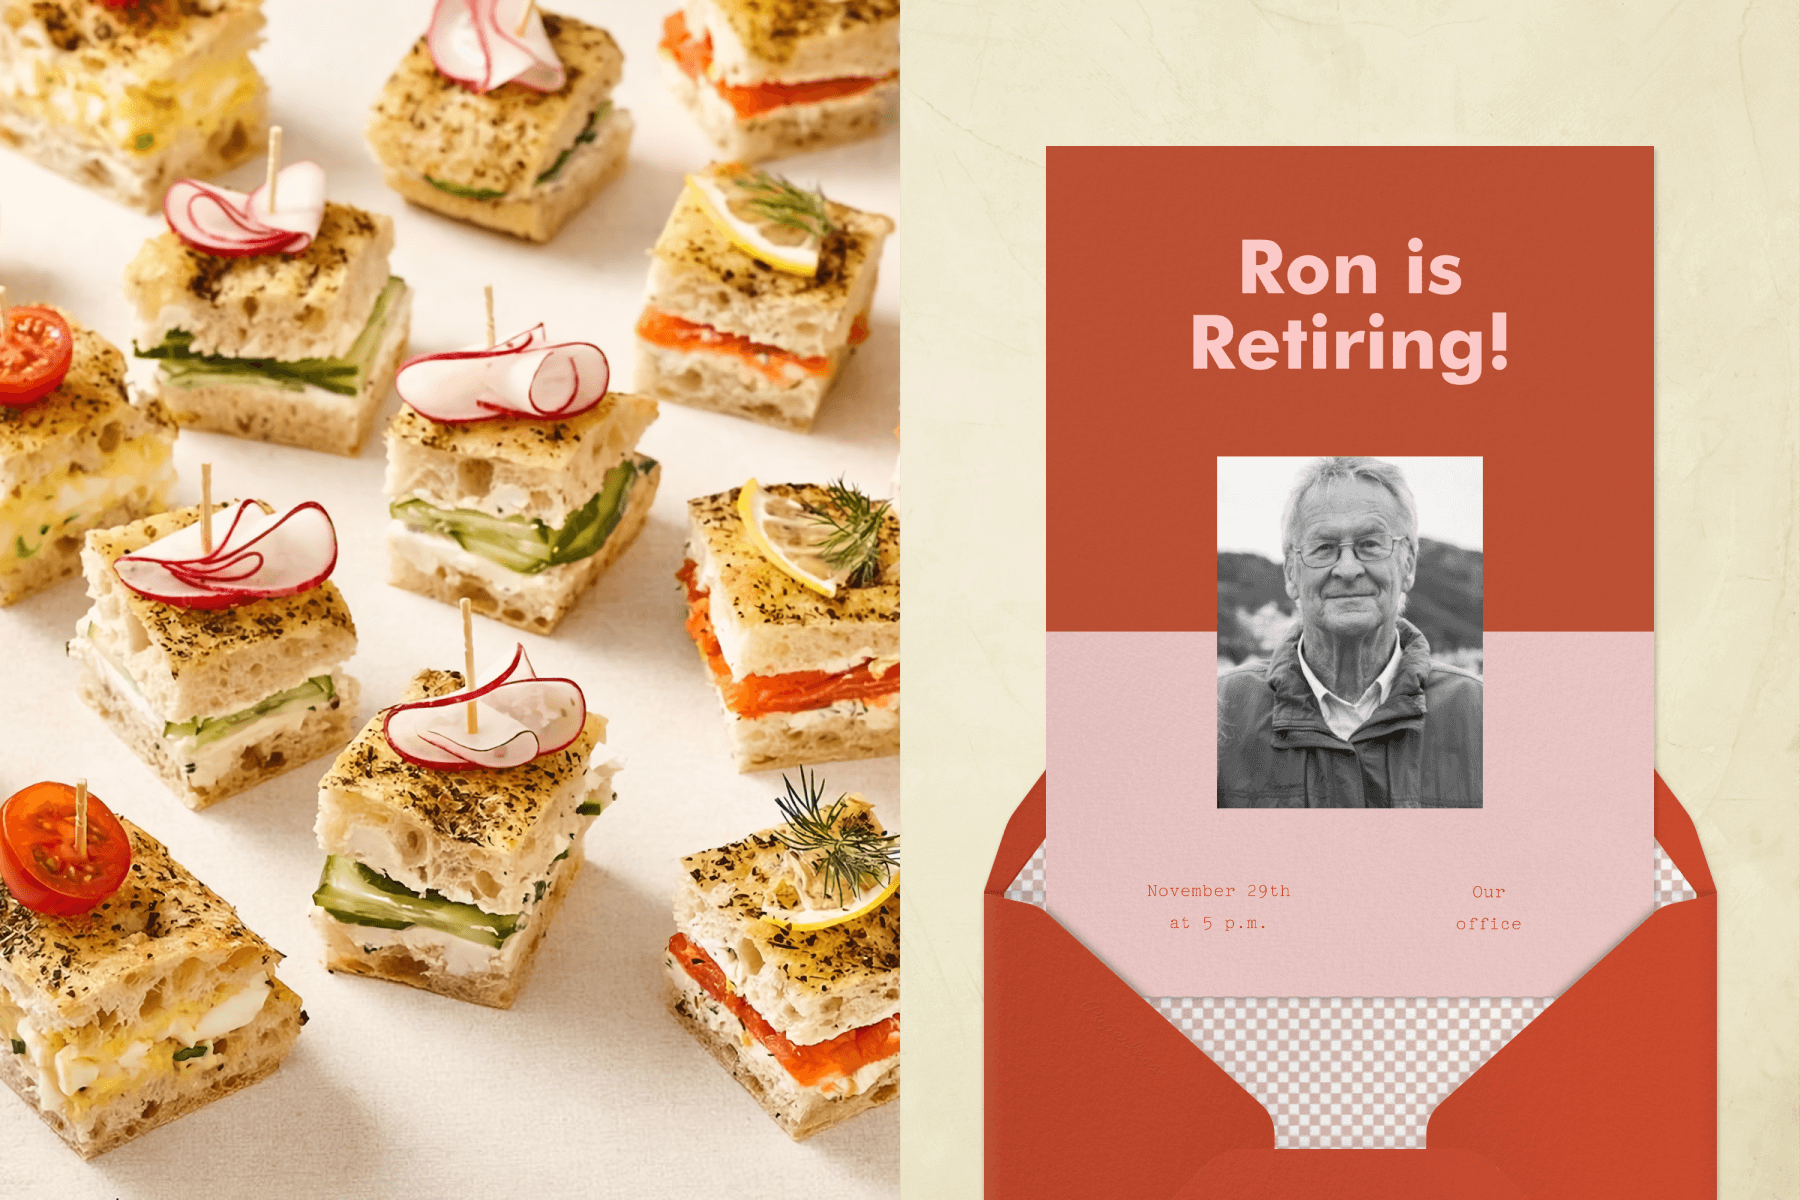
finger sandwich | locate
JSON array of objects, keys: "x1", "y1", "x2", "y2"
[
  {"x1": 124, "y1": 203, "x2": 412, "y2": 457},
  {"x1": 0, "y1": 0, "x2": 268, "y2": 212},
  {"x1": 658, "y1": 0, "x2": 899, "y2": 162},
  {"x1": 367, "y1": 8, "x2": 631, "y2": 243},
  {"x1": 69, "y1": 504, "x2": 360, "y2": 810},
  {"x1": 635, "y1": 167, "x2": 892, "y2": 432},
  {"x1": 0, "y1": 310, "x2": 177, "y2": 607},
  {"x1": 680, "y1": 483, "x2": 898, "y2": 772},
  {"x1": 311, "y1": 668, "x2": 618, "y2": 1009},
  {"x1": 0, "y1": 816, "x2": 305, "y2": 1159},
  {"x1": 384, "y1": 391, "x2": 661, "y2": 635},
  {"x1": 666, "y1": 792, "x2": 899, "y2": 1140}
]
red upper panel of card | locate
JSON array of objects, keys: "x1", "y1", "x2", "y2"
[{"x1": 1047, "y1": 146, "x2": 1652, "y2": 633}]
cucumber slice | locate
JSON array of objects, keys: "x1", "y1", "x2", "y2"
[
  {"x1": 535, "y1": 102, "x2": 610, "y2": 186},
  {"x1": 313, "y1": 857, "x2": 521, "y2": 948},
  {"x1": 425, "y1": 176, "x2": 506, "y2": 201},
  {"x1": 392, "y1": 455, "x2": 651, "y2": 575},
  {"x1": 165, "y1": 675, "x2": 336, "y2": 748},
  {"x1": 138, "y1": 277, "x2": 407, "y2": 396}
]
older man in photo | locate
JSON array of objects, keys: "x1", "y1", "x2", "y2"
[{"x1": 1217, "y1": 457, "x2": 1482, "y2": 808}]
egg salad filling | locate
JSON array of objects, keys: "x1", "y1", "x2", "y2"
[
  {"x1": 1, "y1": 436, "x2": 176, "y2": 563},
  {"x1": 0, "y1": 973, "x2": 270, "y2": 1118},
  {"x1": 1, "y1": 51, "x2": 261, "y2": 159},
  {"x1": 67, "y1": 628, "x2": 346, "y2": 790}
]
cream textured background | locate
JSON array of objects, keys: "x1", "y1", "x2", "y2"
[{"x1": 900, "y1": 3, "x2": 1799, "y2": 1197}]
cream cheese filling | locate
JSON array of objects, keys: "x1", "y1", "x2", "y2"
[
  {"x1": 68, "y1": 632, "x2": 346, "y2": 789},
  {"x1": 670, "y1": 965, "x2": 897, "y2": 1099}
]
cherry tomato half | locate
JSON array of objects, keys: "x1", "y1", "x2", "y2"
[
  {"x1": 0, "y1": 782, "x2": 133, "y2": 917},
  {"x1": 0, "y1": 306, "x2": 75, "y2": 409}
]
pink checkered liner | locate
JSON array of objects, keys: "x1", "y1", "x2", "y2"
[{"x1": 1004, "y1": 842, "x2": 1695, "y2": 1147}]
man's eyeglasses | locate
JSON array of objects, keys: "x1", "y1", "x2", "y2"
[{"x1": 1294, "y1": 535, "x2": 1400, "y2": 568}]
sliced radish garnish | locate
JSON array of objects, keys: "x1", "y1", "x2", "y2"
[
  {"x1": 427, "y1": 0, "x2": 566, "y2": 94},
  {"x1": 383, "y1": 645, "x2": 587, "y2": 771},
  {"x1": 113, "y1": 501, "x2": 338, "y2": 610},
  {"x1": 396, "y1": 325, "x2": 609, "y2": 423},
  {"x1": 163, "y1": 163, "x2": 327, "y2": 258}
]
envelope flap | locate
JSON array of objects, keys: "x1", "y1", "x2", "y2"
[
  {"x1": 1654, "y1": 771, "x2": 1716, "y2": 897},
  {"x1": 1428, "y1": 843, "x2": 1715, "y2": 1195},
  {"x1": 986, "y1": 771, "x2": 1048, "y2": 895},
  {"x1": 986, "y1": 893, "x2": 1272, "y2": 1198},
  {"x1": 1171, "y1": 1148, "x2": 1528, "y2": 1198}
]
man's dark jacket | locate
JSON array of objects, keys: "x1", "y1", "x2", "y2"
[{"x1": 1217, "y1": 619, "x2": 1482, "y2": 809}]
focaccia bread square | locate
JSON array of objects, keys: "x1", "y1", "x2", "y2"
[
  {"x1": 681, "y1": 0, "x2": 899, "y2": 85},
  {"x1": 645, "y1": 184, "x2": 891, "y2": 358},
  {"x1": 0, "y1": 314, "x2": 177, "y2": 606},
  {"x1": 0, "y1": 816, "x2": 304, "y2": 1158},
  {"x1": 315, "y1": 670, "x2": 607, "y2": 912},
  {"x1": 124, "y1": 202, "x2": 396, "y2": 360},
  {"x1": 368, "y1": 12, "x2": 623, "y2": 202},
  {"x1": 384, "y1": 390, "x2": 658, "y2": 525},
  {"x1": 675, "y1": 829, "x2": 899, "y2": 1045},
  {"x1": 0, "y1": 0, "x2": 267, "y2": 213},
  {"x1": 686, "y1": 484, "x2": 899, "y2": 678},
  {"x1": 79, "y1": 504, "x2": 358, "y2": 721}
]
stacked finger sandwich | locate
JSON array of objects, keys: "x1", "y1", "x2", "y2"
[
  {"x1": 311, "y1": 648, "x2": 617, "y2": 1009},
  {"x1": 0, "y1": 0, "x2": 268, "y2": 211}
]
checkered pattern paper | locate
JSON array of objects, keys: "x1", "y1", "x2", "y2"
[{"x1": 1006, "y1": 842, "x2": 1695, "y2": 1146}]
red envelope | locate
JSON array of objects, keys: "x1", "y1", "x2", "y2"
[{"x1": 985, "y1": 772, "x2": 1715, "y2": 1198}]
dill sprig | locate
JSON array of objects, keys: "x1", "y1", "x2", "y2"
[
  {"x1": 772, "y1": 769, "x2": 899, "y2": 906},
  {"x1": 729, "y1": 168, "x2": 837, "y2": 242},
  {"x1": 808, "y1": 479, "x2": 889, "y2": 589}
]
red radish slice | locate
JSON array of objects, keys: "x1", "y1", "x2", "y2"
[
  {"x1": 427, "y1": 0, "x2": 566, "y2": 94},
  {"x1": 396, "y1": 324, "x2": 609, "y2": 423},
  {"x1": 163, "y1": 163, "x2": 327, "y2": 258},
  {"x1": 113, "y1": 501, "x2": 339, "y2": 610},
  {"x1": 383, "y1": 645, "x2": 587, "y2": 771}
]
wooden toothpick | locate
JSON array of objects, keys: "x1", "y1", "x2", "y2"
[
  {"x1": 200, "y1": 463, "x2": 214, "y2": 555},
  {"x1": 483, "y1": 285, "x2": 496, "y2": 348},
  {"x1": 0, "y1": 285, "x2": 9, "y2": 330},
  {"x1": 265, "y1": 125, "x2": 283, "y2": 214},
  {"x1": 461, "y1": 598, "x2": 478, "y2": 734},
  {"x1": 515, "y1": 0, "x2": 536, "y2": 36},
  {"x1": 73, "y1": 779, "x2": 88, "y2": 860}
]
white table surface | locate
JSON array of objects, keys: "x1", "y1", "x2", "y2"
[{"x1": 0, "y1": 3, "x2": 899, "y2": 1196}]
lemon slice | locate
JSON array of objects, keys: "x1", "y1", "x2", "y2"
[
  {"x1": 685, "y1": 166, "x2": 830, "y2": 277},
  {"x1": 738, "y1": 478, "x2": 844, "y2": 598},
  {"x1": 762, "y1": 869, "x2": 900, "y2": 932}
]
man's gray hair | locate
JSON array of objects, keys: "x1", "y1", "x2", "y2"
[{"x1": 1279, "y1": 457, "x2": 1420, "y2": 554}]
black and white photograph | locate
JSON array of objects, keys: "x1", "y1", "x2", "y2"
[{"x1": 1216, "y1": 456, "x2": 1483, "y2": 809}]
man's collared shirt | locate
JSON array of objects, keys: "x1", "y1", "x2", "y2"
[{"x1": 1296, "y1": 633, "x2": 1406, "y2": 741}]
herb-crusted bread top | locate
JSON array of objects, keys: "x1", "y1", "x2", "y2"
[
  {"x1": 81, "y1": 503, "x2": 357, "y2": 719},
  {"x1": 683, "y1": 0, "x2": 899, "y2": 85},
  {"x1": 0, "y1": 312, "x2": 176, "y2": 495},
  {"x1": 0, "y1": 0, "x2": 264, "y2": 83},
  {"x1": 366, "y1": 12, "x2": 623, "y2": 201},
  {"x1": 646, "y1": 183, "x2": 892, "y2": 357},
  {"x1": 687, "y1": 483, "x2": 897, "y2": 678},
  {"x1": 675, "y1": 816, "x2": 898, "y2": 1044},
  {"x1": 319, "y1": 670, "x2": 604, "y2": 857},
  {"x1": 384, "y1": 389, "x2": 657, "y2": 524},
  {"x1": 0, "y1": 816, "x2": 280, "y2": 1029},
  {"x1": 124, "y1": 202, "x2": 395, "y2": 361}
]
